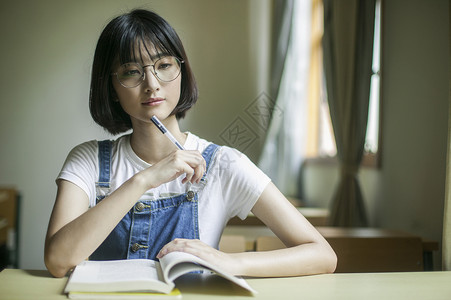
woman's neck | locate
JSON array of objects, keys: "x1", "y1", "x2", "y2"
[{"x1": 129, "y1": 116, "x2": 187, "y2": 164}]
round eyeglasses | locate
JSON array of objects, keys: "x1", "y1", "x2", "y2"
[{"x1": 112, "y1": 56, "x2": 184, "y2": 88}]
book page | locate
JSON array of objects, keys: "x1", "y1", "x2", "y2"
[
  {"x1": 71, "y1": 259, "x2": 159, "y2": 283},
  {"x1": 65, "y1": 259, "x2": 173, "y2": 294},
  {"x1": 160, "y1": 252, "x2": 256, "y2": 294},
  {"x1": 159, "y1": 252, "x2": 205, "y2": 281}
]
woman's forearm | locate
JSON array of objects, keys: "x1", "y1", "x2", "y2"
[
  {"x1": 156, "y1": 237, "x2": 336, "y2": 278},
  {"x1": 229, "y1": 242, "x2": 337, "y2": 277}
]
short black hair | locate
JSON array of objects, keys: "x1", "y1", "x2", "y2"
[{"x1": 89, "y1": 9, "x2": 198, "y2": 135}]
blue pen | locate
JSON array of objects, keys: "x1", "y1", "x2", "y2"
[{"x1": 150, "y1": 116, "x2": 185, "y2": 150}]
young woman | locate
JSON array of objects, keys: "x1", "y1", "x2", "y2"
[{"x1": 44, "y1": 9, "x2": 336, "y2": 278}]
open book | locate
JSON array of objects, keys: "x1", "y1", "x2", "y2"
[{"x1": 64, "y1": 251, "x2": 256, "y2": 298}]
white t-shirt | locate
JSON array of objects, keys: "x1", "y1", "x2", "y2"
[{"x1": 57, "y1": 132, "x2": 271, "y2": 248}]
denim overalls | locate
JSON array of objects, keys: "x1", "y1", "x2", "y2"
[{"x1": 90, "y1": 140, "x2": 219, "y2": 261}]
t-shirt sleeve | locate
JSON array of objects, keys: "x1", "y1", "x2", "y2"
[
  {"x1": 215, "y1": 146, "x2": 271, "y2": 220},
  {"x1": 57, "y1": 140, "x2": 98, "y2": 207}
]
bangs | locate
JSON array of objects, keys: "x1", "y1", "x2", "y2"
[{"x1": 117, "y1": 22, "x2": 179, "y2": 65}]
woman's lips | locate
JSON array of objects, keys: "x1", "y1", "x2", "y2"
[{"x1": 142, "y1": 98, "x2": 165, "y2": 106}]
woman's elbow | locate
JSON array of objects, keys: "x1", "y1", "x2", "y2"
[
  {"x1": 48, "y1": 266, "x2": 70, "y2": 278},
  {"x1": 44, "y1": 253, "x2": 71, "y2": 278},
  {"x1": 322, "y1": 244, "x2": 338, "y2": 274},
  {"x1": 326, "y1": 252, "x2": 338, "y2": 274},
  {"x1": 44, "y1": 244, "x2": 73, "y2": 278},
  {"x1": 45, "y1": 259, "x2": 69, "y2": 278}
]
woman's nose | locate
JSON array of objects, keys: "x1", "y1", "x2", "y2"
[{"x1": 143, "y1": 66, "x2": 160, "y2": 91}]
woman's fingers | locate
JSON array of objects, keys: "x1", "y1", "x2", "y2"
[
  {"x1": 149, "y1": 150, "x2": 206, "y2": 186},
  {"x1": 156, "y1": 239, "x2": 238, "y2": 274},
  {"x1": 156, "y1": 239, "x2": 213, "y2": 259},
  {"x1": 174, "y1": 150, "x2": 205, "y2": 184}
]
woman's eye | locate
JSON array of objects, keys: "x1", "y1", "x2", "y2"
[
  {"x1": 122, "y1": 69, "x2": 141, "y2": 77},
  {"x1": 157, "y1": 63, "x2": 172, "y2": 70}
]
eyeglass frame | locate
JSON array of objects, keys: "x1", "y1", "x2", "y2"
[{"x1": 111, "y1": 56, "x2": 185, "y2": 88}]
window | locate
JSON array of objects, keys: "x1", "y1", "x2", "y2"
[{"x1": 306, "y1": 0, "x2": 382, "y2": 167}]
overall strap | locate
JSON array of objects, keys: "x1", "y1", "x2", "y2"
[
  {"x1": 97, "y1": 140, "x2": 112, "y2": 188},
  {"x1": 202, "y1": 143, "x2": 220, "y2": 177}
]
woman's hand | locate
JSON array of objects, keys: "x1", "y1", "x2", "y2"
[
  {"x1": 139, "y1": 150, "x2": 206, "y2": 190},
  {"x1": 156, "y1": 239, "x2": 241, "y2": 275}
]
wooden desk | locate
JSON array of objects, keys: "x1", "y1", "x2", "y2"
[
  {"x1": 1, "y1": 269, "x2": 451, "y2": 300},
  {"x1": 227, "y1": 207, "x2": 329, "y2": 226}
]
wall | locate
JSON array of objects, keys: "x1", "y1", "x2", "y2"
[
  {"x1": 0, "y1": 0, "x2": 271, "y2": 269},
  {"x1": 303, "y1": 0, "x2": 449, "y2": 269},
  {"x1": 375, "y1": 0, "x2": 449, "y2": 269}
]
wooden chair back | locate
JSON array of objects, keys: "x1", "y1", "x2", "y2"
[{"x1": 219, "y1": 235, "x2": 246, "y2": 253}]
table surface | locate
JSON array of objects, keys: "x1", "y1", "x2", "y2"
[{"x1": 1, "y1": 269, "x2": 451, "y2": 300}]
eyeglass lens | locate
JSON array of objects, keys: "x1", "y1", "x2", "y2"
[{"x1": 116, "y1": 56, "x2": 182, "y2": 87}]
